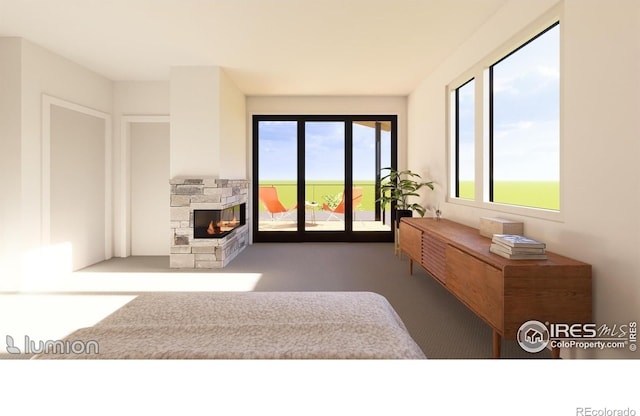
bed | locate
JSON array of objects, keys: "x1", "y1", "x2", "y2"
[{"x1": 32, "y1": 291, "x2": 425, "y2": 359}]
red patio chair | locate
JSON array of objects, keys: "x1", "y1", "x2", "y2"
[
  {"x1": 322, "y1": 188, "x2": 363, "y2": 221},
  {"x1": 258, "y1": 186, "x2": 296, "y2": 221}
]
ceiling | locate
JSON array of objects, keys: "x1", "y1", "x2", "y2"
[{"x1": 0, "y1": 0, "x2": 508, "y2": 95}]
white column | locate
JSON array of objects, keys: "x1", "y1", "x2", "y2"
[{"x1": 170, "y1": 66, "x2": 221, "y2": 178}]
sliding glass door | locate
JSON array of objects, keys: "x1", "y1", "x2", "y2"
[
  {"x1": 254, "y1": 115, "x2": 396, "y2": 242},
  {"x1": 305, "y1": 121, "x2": 345, "y2": 232},
  {"x1": 353, "y1": 120, "x2": 392, "y2": 229},
  {"x1": 256, "y1": 121, "x2": 298, "y2": 232}
]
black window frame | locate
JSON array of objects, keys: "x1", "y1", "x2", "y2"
[
  {"x1": 252, "y1": 114, "x2": 398, "y2": 243},
  {"x1": 488, "y1": 21, "x2": 560, "y2": 207},
  {"x1": 454, "y1": 77, "x2": 475, "y2": 199}
]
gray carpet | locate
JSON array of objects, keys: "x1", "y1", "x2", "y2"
[{"x1": 73, "y1": 242, "x2": 551, "y2": 359}]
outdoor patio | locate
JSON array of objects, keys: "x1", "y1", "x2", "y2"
[{"x1": 258, "y1": 210, "x2": 392, "y2": 232}]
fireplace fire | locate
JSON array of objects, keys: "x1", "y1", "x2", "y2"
[{"x1": 194, "y1": 204, "x2": 245, "y2": 239}]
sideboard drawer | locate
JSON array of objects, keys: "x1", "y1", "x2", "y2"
[
  {"x1": 399, "y1": 221, "x2": 422, "y2": 264},
  {"x1": 422, "y1": 232, "x2": 447, "y2": 283},
  {"x1": 446, "y1": 245, "x2": 504, "y2": 331}
]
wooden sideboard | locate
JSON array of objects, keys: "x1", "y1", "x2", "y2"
[{"x1": 399, "y1": 217, "x2": 592, "y2": 358}]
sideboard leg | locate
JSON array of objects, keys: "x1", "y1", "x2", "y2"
[
  {"x1": 394, "y1": 226, "x2": 400, "y2": 258},
  {"x1": 492, "y1": 330, "x2": 502, "y2": 358},
  {"x1": 409, "y1": 259, "x2": 413, "y2": 275}
]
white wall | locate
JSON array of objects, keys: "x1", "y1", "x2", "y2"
[
  {"x1": 560, "y1": 0, "x2": 640, "y2": 358},
  {"x1": 21, "y1": 39, "x2": 112, "y2": 250},
  {"x1": 407, "y1": 0, "x2": 640, "y2": 358},
  {"x1": 0, "y1": 38, "x2": 23, "y2": 291},
  {"x1": 23, "y1": 40, "x2": 113, "y2": 277},
  {"x1": 114, "y1": 81, "x2": 171, "y2": 116},
  {"x1": 0, "y1": 38, "x2": 113, "y2": 288}
]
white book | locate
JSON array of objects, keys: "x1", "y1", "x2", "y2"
[
  {"x1": 492, "y1": 234, "x2": 546, "y2": 249},
  {"x1": 492, "y1": 240, "x2": 546, "y2": 254},
  {"x1": 490, "y1": 244, "x2": 547, "y2": 260}
]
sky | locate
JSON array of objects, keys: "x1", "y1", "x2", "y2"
[
  {"x1": 458, "y1": 23, "x2": 560, "y2": 182},
  {"x1": 258, "y1": 121, "x2": 391, "y2": 181}
]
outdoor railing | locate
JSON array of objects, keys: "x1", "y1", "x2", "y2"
[{"x1": 258, "y1": 181, "x2": 378, "y2": 212}]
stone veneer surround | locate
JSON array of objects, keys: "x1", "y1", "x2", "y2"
[{"x1": 170, "y1": 178, "x2": 249, "y2": 268}]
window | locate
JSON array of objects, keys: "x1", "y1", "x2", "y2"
[
  {"x1": 253, "y1": 115, "x2": 396, "y2": 242},
  {"x1": 490, "y1": 23, "x2": 560, "y2": 210},
  {"x1": 449, "y1": 21, "x2": 560, "y2": 214},
  {"x1": 454, "y1": 79, "x2": 475, "y2": 200}
]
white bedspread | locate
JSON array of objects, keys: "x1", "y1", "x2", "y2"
[{"x1": 32, "y1": 291, "x2": 425, "y2": 359}]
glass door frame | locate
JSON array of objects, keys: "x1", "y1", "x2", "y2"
[{"x1": 252, "y1": 114, "x2": 397, "y2": 243}]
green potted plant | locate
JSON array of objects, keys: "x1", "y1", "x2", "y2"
[{"x1": 377, "y1": 167, "x2": 434, "y2": 226}]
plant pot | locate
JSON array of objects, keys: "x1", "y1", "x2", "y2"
[{"x1": 394, "y1": 209, "x2": 413, "y2": 228}]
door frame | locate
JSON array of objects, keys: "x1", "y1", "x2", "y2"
[
  {"x1": 252, "y1": 114, "x2": 397, "y2": 243},
  {"x1": 119, "y1": 115, "x2": 170, "y2": 257}
]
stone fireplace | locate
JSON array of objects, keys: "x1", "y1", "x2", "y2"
[{"x1": 170, "y1": 178, "x2": 249, "y2": 268}]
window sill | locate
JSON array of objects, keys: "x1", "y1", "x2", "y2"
[{"x1": 447, "y1": 196, "x2": 564, "y2": 223}]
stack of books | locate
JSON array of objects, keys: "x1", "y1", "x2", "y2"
[{"x1": 490, "y1": 234, "x2": 547, "y2": 260}]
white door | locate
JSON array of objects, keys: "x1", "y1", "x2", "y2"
[{"x1": 130, "y1": 122, "x2": 170, "y2": 255}]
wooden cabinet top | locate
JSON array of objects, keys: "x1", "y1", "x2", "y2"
[{"x1": 401, "y1": 217, "x2": 591, "y2": 271}]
